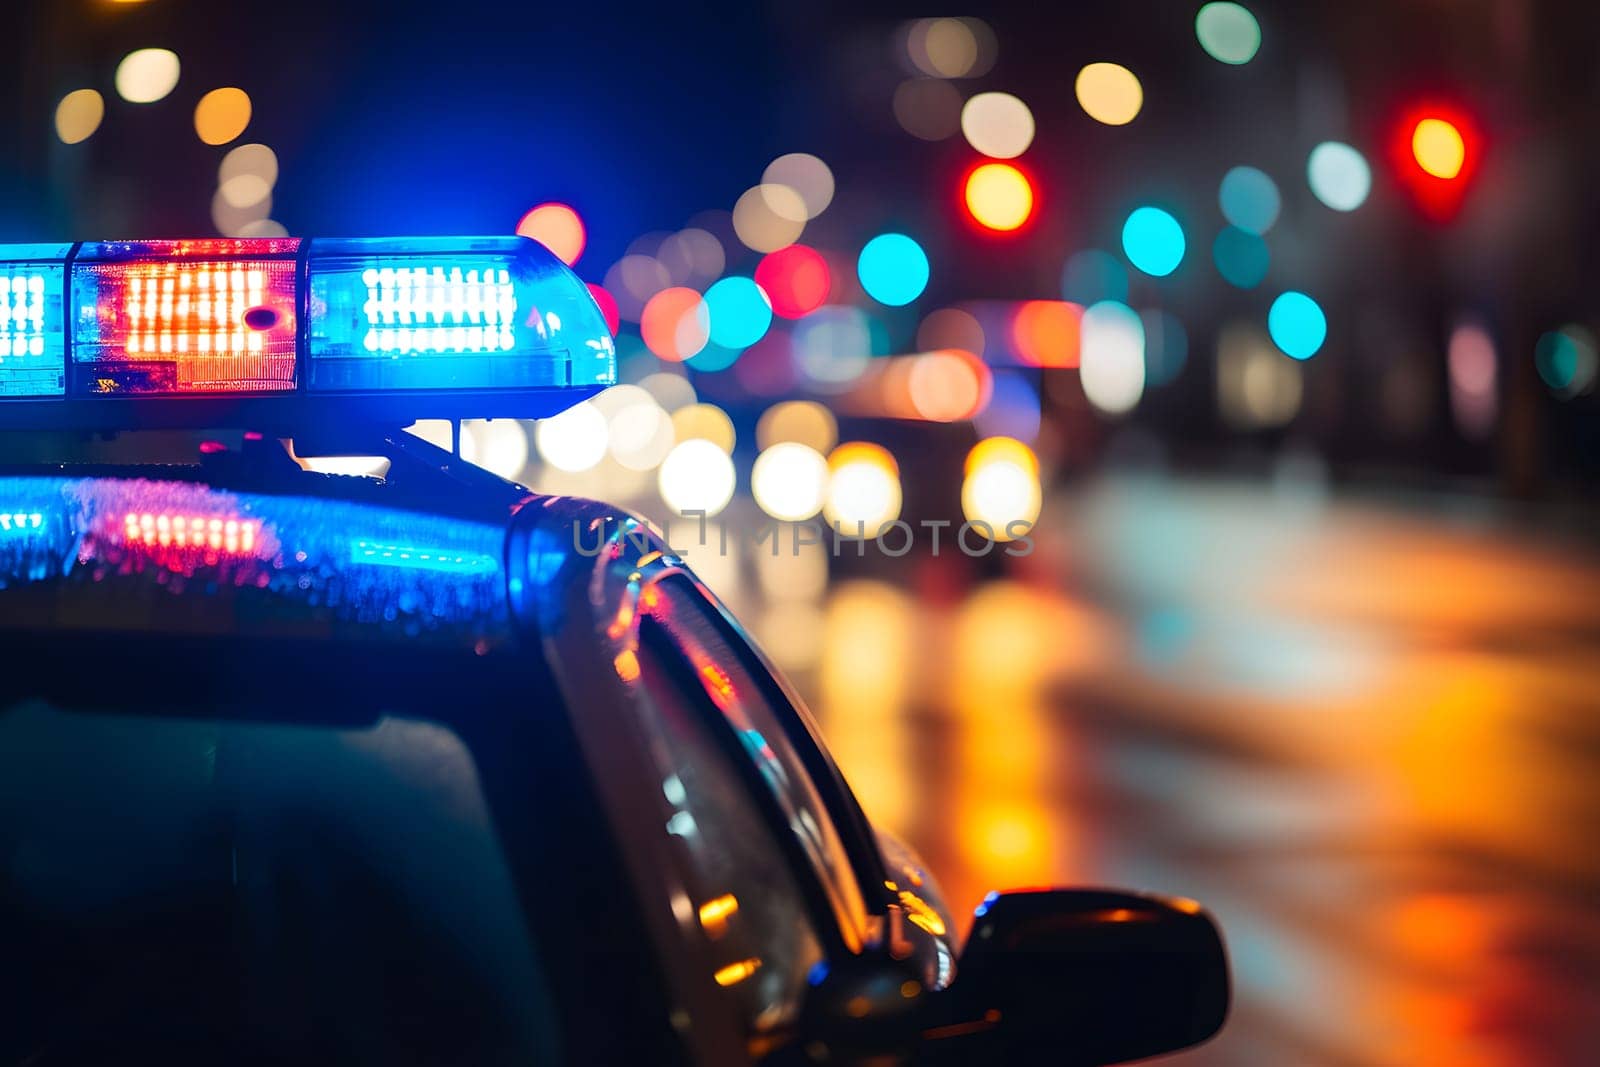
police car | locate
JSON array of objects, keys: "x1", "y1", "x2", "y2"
[{"x1": 0, "y1": 236, "x2": 1228, "y2": 1065}]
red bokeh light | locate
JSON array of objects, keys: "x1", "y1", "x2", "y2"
[
  {"x1": 960, "y1": 159, "x2": 1038, "y2": 235},
  {"x1": 1389, "y1": 101, "x2": 1483, "y2": 222},
  {"x1": 754, "y1": 244, "x2": 831, "y2": 319}
]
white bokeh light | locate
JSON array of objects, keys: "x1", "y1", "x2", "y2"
[
  {"x1": 658, "y1": 439, "x2": 736, "y2": 517},
  {"x1": 961, "y1": 460, "x2": 1041, "y2": 540},
  {"x1": 460, "y1": 419, "x2": 530, "y2": 480},
  {"x1": 824, "y1": 448, "x2": 902, "y2": 536},
  {"x1": 115, "y1": 48, "x2": 180, "y2": 104},
  {"x1": 960, "y1": 92, "x2": 1035, "y2": 159},
  {"x1": 1307, "y1": 142, "x2": 1372, "y2": 212},
  {"x1": 1080, "y1": 301, "x2": 1147, "y2": 415},
  {"x1": 751, "y1": 442, "x2": 830, "y2": 521},
  {"x1": 606, "y1": 391, "x2": 676, "y2": 471},
  {"x1": 535, "y1": 401, "x2": 609, "y2": 473}
]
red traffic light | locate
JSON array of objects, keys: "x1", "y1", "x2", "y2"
[
  {"x1": 1391, "y1": 102, "x2": 1482, "y2": 220},
  {"x1": 962, "y1": 161, "x2": 1037, "y2": 234}
]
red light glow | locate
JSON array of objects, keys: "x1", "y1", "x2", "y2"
[
  {"x1": 76, "y1": 259, "x2": 299, "y2": 393},
  {"x1": 962, "y1": 161, "x2": 1036, "y2": 233},
  {"x1": 1391, "y1": 102, "x2": 1482, "y2": 221},
  {"x1": 121, "y1": 512, "x2": 258, "y2": 553}
]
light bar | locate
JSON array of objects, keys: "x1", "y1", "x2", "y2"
[{"x1": 0, "y1": 236, "x2": 616, "y2": 430}]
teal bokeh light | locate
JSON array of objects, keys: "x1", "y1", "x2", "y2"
[
  {"x1": 1213, "y1": 227, "x2": 1270, "y2": 289},
  {"x1": 1141, "y1": 309, "x2": 1188, "y2": 386},
  {"x1": 1535, "y1": 326, "x2": 1598, "y2": 396},
  {"x1": 1196, "y1": 2, "x2": 1262, "y2": 65},
  {"x1": 857, "y1": 233, "x2": 930, "y2": 307},
  {"x1": 1268, "y1": 291, "x2": 1327, "y2": 359},
  {"x1": 704, "y1": 275, "x2": 772, "y2": 349},
  {"x1": 1121, "y1": 207, "x2": 1186, "y2": 277},
  {"x1": 1218, "y1": 166, "x2": 1280, "y2": 234}
]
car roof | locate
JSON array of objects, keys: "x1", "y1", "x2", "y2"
[{"x1": 0, "y1": 466, "x2": 544, "y2": 650}]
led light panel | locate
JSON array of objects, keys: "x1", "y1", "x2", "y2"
[
  {"x1": 72, "y1": 241, "x2": 300, "y2": 395},
  {"x1": 0, "y1": 256, "x2": 67, "y2": 397}
]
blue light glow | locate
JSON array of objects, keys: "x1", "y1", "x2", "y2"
[
  {"x1": 0, "y1": 512, "x2": 44, "y2": 533},
  {"x1": 1, "y1": 275, "x2": 48, "y2": 357},
  {"x1": 0, "y1": 476, "x2": 511, "y2": 647},
  {"x1": 857, "y1": 233, "x2": 929, "y2": 307},
  {"x1": 1121, "y1": 207, "x2": 1186, "y2": 277},
  {"x1": 1268, "y1": 291, "x2": 1327, "y2": 359},
  {"x1": 361, "y1": 266, "x2": 517, "y2": 354},
  {"x1": 1218, "y1": 166, "x2": 1280, "y2": 235},
  {"x1": 1213, "y1": 227, "x2": 1270, "y2": 289},
  {"x1": 0, "y1": 258, "x2": 67, "y2": 397},
  {"x1": 704, "y1": 276, "x2": 772, "y2": 348},
  {"x1": 974, "y1": 370, "x2": 1041, "y2": 443},
  {"x1": 306, "y1": 236, "x2": 616, "y2": 392},
  {"x1": 350, "y1": 539, "x2": 499, "y2": 574}
]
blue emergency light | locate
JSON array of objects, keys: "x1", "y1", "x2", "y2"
[{"x1": 0, "y1": 235, "x2": 615, "y2": 430}]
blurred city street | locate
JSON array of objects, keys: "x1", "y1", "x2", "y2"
[
  {"x1": 746, "y1": 478, "x2": 1600, "y2": 1067},
  {"x1": 6, "y1": 0, "x2": 1600, "y2": 1062}
]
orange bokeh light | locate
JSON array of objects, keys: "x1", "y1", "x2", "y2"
[
  {"x1": 515, "y1": 202, "x2": 586, "y2": 266},
  {"x1": 640, "y1": 287, "x2": 708, "y2": 362},
  {"x1": 828, "y1": 440, "x2": 898, "y2": 477},
  {"x1": 965, "y1": 436, "x2": 1039, "y2": 479},
  {"x1": 908, "y1": 349, "x2": 991, "y2": 422},
  {"x1": 847, "y1": 350, "x2": 992, "y2": 423},
  {"x1": 963, "y1": 161, "x2": 1035, "y2": 232},
  {"x1": 1012, "y1": 300, "x2": 1082, "y2": 368}
]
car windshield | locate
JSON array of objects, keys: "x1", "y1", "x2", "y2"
[{"x1": 0, "y1": 634, "x2": 603, "y2": 1067}]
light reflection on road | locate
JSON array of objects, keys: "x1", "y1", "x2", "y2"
[{"x1": 758, "y1": 478, "x2": 1600, "y2": 1067}]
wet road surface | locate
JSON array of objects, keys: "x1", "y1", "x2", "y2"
[{"x1": 742, "y1": 478, "x2": 1600, "y2": 1067}]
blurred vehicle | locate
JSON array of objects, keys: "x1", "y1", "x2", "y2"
[{"x1": 0, "y1": 235, "x2": 1228, "y2": 1066}]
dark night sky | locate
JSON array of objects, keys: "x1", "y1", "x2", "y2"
[{"x1": 2, "y1": 0, "x2": 802, "y2": 263}]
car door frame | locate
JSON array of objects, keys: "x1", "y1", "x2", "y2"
[
  {"x1": 509, "y1": 498, "x2": 916, "y2": 1057},
  {"x1": 507, "y1": 498, "x2": 752, "y2": 1065},
  {"x1": 635, "y1": 560, "x2": 962, "y2": 994}
]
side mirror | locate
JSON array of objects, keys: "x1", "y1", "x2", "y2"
[{"x1": 948, "y1": 888, "x2": 1229, "y2": 1065}]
